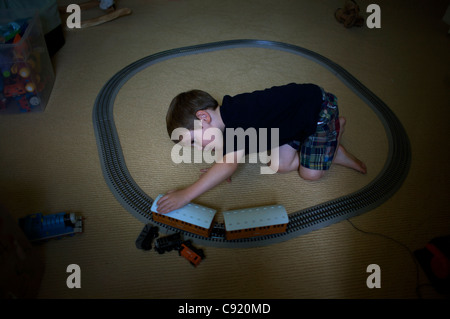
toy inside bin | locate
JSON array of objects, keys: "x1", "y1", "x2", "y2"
[{"x1": 0, "y1": 9, "x2": 55, "y2": 114}]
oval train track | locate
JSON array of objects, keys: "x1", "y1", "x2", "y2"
[{"x1": 93, "y1": 40, "x2": 411, "y2": 248}]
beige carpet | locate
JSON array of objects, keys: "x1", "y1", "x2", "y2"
[{"x1": 1, "y1": 0, "x2": 449, "y2": 299}]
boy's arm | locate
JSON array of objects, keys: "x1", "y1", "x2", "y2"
[{"x1": 156, "y1": 150, "x2": 244, "y2": 214}]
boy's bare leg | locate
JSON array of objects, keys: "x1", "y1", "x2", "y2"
[
  {"x1": 268, "y1": 144, "x2": 299, "y2": 173},
  {"x1": 333, "y1": 117, "x2": 367, "y2": 174},
  {"x1": 299, "y1": 116, "x2": 366, "y2": 180},
  {"x1": 271, "y1": 117, "x2": 366, "y2": 178},
  {"x1": 299, "y1": 166, "x2": 325, "y2": 181}
]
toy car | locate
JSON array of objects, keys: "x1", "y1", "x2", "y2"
[
  {"x1": 154, "y1": 232, "x2": 183, "y2": 254},
  {"x1": 18, "y1": 212, "x2": 83, "y2": 243},
  {"x1": 135, "y1": 224, "x2": 159, "y2": 251},
  {"x1": 179, "y1": 240, "x2": 205, "y2": 267}
]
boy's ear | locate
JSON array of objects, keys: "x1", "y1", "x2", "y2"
[{"x1": 195, "y1": 110, "x2": 211, "y2": 123}]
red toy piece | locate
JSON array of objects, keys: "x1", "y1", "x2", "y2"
[{"x1": 178, "y1": 241, "x2": 205, "y2": 267}]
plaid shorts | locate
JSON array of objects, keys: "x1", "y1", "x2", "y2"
[{"x1": 287, "y1": 88, "x2": 340, "y2": 171}]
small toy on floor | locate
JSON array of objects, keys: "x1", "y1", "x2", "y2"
[
  {"x1": 335, "y1": 0, "x2": 364, "y2": 28},
  {"x1": 155, "y1": 233, "x2": 205, "y2": 267},
  {"x1": 137, "y1": 230, "x2": 206, "y2": 267},
  {"x1": 179, "y1": 240, "x2": 205, "y2": 267},
  {"x1": 135, "y1": 224, "x2": 159, "y2": 251},
  {"x1": 18, "y1": 212, "x2": 83, "y2": 243},
  {"x1": 59, "y1": 0, "x2": 132, "y2": 29}
]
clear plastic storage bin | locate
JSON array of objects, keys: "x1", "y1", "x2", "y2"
[{"x1": 0, "y1": 9, "x2": 55, "y2": 114}]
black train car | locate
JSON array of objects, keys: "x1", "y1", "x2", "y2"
[
  {"x1": 154, "y1": 232, "x2": 183, "y2": 254},
  {"x1": 135, "y1": 224, "x2": 159, "y2": 251}
]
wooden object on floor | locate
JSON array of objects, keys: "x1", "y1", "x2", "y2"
[{"x1": 59, "y1": 0, "x2": 132, "y2": 29}]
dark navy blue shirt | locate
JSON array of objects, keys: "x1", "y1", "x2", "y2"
[{"x1": 220, "y1": 83, "x2": 323, "y2": 154}]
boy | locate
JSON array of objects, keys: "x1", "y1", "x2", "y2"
[{"x1": 156, "y1": 83, "x2": 366, "y2": 214}]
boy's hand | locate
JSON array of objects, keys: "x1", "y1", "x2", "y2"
[
  {"x1": 156, "y1": 189, "x2": 191, "y2": 214},
  {"x1": 156, "y1": 151, "x2": 242, "y2": 214}
]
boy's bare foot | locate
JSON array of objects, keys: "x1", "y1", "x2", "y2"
[{"x1": 334, "y1": 145, "x2": 367, "y2": 174}]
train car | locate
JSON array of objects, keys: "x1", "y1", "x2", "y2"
[
  {"x1": 154, "y1": 232, "x2": 183, "y2": 254},
  {"x1": 154, "y1": 233, "x2": 205, "y2": 266},
  {"x1": 179, "y1": 240, "x2": 205, "y2": 267},
  {"x1": 18, "y1": 212, "x2": 83, "y2": 243},
  {"x1": 135, "y1": 224, "x2": 159, "y2": 251},
  {"x1": 223, "y1": 205, "x2": 289, "y2": 240},
  {"x1": 151, "y1": 194, "x2": 217, "y2": 238}
]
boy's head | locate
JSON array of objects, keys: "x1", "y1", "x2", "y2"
[{"x1": 166, "y1": 90, "x2": 219, "y2": 142}]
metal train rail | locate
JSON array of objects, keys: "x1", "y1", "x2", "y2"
[{"x1": 92, "y1": 40, "x2": 411, "y2": 248}]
